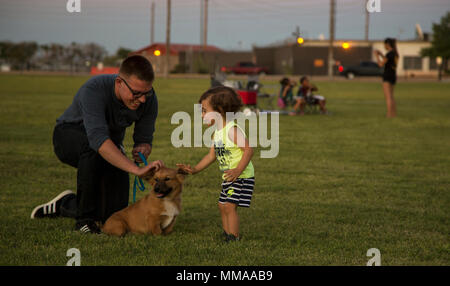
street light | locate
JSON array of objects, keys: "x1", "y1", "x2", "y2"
[
  {"x1": 154, "y1": 50, "x2": 161, "y2": 56},
  {"x1": 436, "y1": 56, "x2": 443, "y2": 81},
  {"x1": 297, "y1": 37, "x2": 304, "y2": 45},
  {"x1": 342, "y1": 42, "x2": 350, "y2": 49}
]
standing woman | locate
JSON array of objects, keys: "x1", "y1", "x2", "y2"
[{"x1": 374, "y1": 38, "x2": 399, "y2": 118}]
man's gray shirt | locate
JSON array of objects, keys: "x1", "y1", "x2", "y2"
[{"x1": 56, "y1": 74, "x2": 158, "y2": 152}]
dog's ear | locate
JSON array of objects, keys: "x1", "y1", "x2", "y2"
[
  {"x1": 140, "y1": 166, "x2": 157, "y2": 181},
  {"x1": 176, "y1": 167, "x2": 189, "y2": 182}
]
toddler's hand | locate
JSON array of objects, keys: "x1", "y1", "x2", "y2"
[
  {"x1": 224, "y1": 168, "x2": 242, "y2": 182},
  {"x1": 176, "y1": 163, "x2": 196, "y2": 174}
]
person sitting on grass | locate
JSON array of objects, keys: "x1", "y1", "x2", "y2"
[
  {"x1": 290, "y1": 76, "x2": 327, "y2": 115},
  {"x1": 177, "y1": 86, "x2": 255, "y2": 243},
  {"x1": 279, "y1": 77, "x2": 296, "y2": 109}
]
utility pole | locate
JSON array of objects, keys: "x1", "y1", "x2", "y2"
[
  {"x1": 365, "y1": 3, "x2": 369, "y2": 41},
  {"x1": 328, "y1": 0, "x2": 335, "y2": 78},
  {"x1": 292, "y1": 25, "x2": 301, "y2": 39},
  {"x1": 151, "y1": 2, "x2": 155, "y2": 45},
  {"x1": 165, "y1": 0, "x2": 171, "y2": 78},
  {"x1": 200, "y1": 0, "x2": 203, "y2": 45},
  {"x1": 203, "y1": 0, "x2": 208, "y2": 50}
]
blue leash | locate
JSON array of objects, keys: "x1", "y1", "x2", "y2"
[{"x1": 132, "y1": 152, "x2": 148, "y2": 203}]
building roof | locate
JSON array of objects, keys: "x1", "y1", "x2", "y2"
[{"x1": 133, "y1": 43, "x2": 223, "y2": 56}]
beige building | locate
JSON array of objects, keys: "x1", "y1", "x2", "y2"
[{"x1": 371, "y1": 40, "x2": 438, "y2": 77}]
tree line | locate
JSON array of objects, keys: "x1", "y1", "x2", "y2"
[
  {"x1": 0, "y1": 41, "x2": 132, "y2": 72},
  {"x1": 420, "y1": 11, "x2": 450, "y2": 81}
]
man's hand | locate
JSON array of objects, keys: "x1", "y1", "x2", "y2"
[
  {"x1": 132, "y1": 143, "x2": 151, "y2": 163},
  {"x1": 223, "y1": 168, "x2": 243, "y2": 182},
  {"x1": 133, "y1": 160, "x2": 164, "y2": 177}
]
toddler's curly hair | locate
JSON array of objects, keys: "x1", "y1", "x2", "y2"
[{"x1": 198, "y1": 86, "x2": 243, "y2": 115}]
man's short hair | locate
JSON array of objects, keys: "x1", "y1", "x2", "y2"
[
  {"x1": 300, "y1": 76, "x2": 308, "y2": 84},
  {"x1": 119, "y1": 55, "x2": 155, "y2": 83}
]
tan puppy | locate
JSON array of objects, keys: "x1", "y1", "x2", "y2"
[{"x1": 102, "y1": 166, "x2": 188, "y2": 236}]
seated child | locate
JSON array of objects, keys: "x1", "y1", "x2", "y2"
[
  {"x1": 279, "y1": 77, "x2": 296, "y2": 108},
  {"x1": 291, "y1": 76, "x2": 327, "y2": 115}
]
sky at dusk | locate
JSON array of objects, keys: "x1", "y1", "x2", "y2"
[{"x1": 0, "y1": 0, "x2": 449, "y2": 54}]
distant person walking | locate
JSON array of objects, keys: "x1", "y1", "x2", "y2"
[{"x1": 374, "y1": 38, "x2": 399, "y2": 118}]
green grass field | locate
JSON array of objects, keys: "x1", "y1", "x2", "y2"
[{"x1": 0, "y1": 74, "x2": 449, "y2": 265}]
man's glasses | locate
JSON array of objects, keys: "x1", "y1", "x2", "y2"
[{"x1": 118, "y1": 76, "x2": 154, "y2": 99}]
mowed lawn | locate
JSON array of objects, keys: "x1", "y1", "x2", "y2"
[{"x1": 0, "y1": 74, "x2": 449, "y2": 266}]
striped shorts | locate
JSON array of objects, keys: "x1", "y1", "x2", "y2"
[{"x1": 219, "y1": 177, "x2": 255, "y2": 208}]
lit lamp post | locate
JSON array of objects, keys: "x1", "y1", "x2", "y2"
[
  {"x1": 153, "y1": 50, "x2": 161, "y2": 74},
  {"x1": 338, "y1": 42, "x2": 350, "y2": 74},
  {"x1": 436, "y1": 56, "x2": 443, "y2": 81}
]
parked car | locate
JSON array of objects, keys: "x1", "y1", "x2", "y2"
[
  {"x1": 338, "y1": 61, "x2": 383, "y2": 79},
  {"x1": 221, "y1": 62, "x2": 269, "y2": 75}
]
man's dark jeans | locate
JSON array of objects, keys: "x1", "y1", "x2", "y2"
[{"x1": 52, "y1": 123, "x2": 129, "y2": 224}]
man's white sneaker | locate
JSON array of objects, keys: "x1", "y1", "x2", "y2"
[{"x1": 30, "y1": 190, "x2": 75, "y2": 219}]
